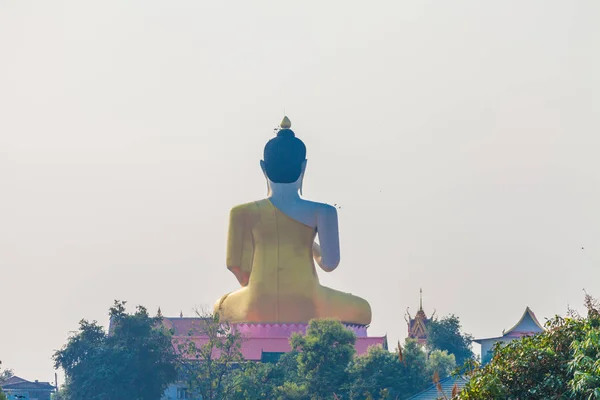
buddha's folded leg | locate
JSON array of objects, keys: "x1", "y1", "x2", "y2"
[
  {"x1": 214, "y1": 287, "x2": 250, "y2": 323},
  {"x1": 316, "y1": 285, "x2": 372, "y2": 326}
]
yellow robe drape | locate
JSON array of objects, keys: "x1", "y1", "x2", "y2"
[{"x1": 215, "y1": 199, "x2": 371, "y2": 325}]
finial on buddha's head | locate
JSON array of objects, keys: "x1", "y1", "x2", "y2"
[{"x1": 280, "y1": 116, "x2": 291, "y2": 129}]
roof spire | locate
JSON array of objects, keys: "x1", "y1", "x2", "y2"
[
  {"x1": 419, "y1": 288, "x2": 423, "y2": 311},
  {"x1": 180, "y1": 311, "x2": 183, "y2": 318}
]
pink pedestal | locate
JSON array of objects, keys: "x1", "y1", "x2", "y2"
[
  {"x1": 233, "y1": 323, "x2": 369, "y2": 337},
  {"x1": 168, "y1": 318, "x2": 387, "y2": 361},
  {"x1": 234, "y1": 323, "x2": 387, "y2": 360}
]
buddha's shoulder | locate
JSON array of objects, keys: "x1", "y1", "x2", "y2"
[
  {"x1": 302, "y1": 200, "x2": 337, "y2": 214},
  {"x1": 230, "y1": 201, "x2": 259, "y2": 213},
  {"x1": 229, "y1": 200, "x2": 268, "y2": 217}
]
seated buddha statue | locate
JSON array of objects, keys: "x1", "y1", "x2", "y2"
[{"x1": 214, "y1": 117, "x2": 372, "y2": 326}]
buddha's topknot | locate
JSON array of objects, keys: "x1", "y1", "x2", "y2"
[{"x1": 263, "y1": 117, "x2": 306, "y2": 183}]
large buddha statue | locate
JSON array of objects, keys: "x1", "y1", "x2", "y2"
[{"x1": 214, "y1": 117, "x2": 371, "y2": 326}]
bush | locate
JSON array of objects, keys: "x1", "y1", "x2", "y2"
[{"x1": 459, "y1": 294, "x2": 600, "y2": 399}]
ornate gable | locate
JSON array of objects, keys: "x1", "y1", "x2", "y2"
[{"x1": 405, "y1": 289, "x2": 435, "y2": 345}]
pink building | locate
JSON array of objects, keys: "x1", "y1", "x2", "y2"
[{"x1": 163, "y1": 316, "x2": 387, "y2": 361}]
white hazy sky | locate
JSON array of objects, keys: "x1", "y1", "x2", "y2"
[{"x1": 1, "y1": 0, "x2": 599, "y2": 383}]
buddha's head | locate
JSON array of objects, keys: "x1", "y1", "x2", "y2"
[{"x1": 260, "y1": 116, "x2": 307, "y2": 193}]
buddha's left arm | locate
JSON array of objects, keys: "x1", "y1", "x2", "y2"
[{"x1": 226, "y1": 206, "x2": 254, "y2": 286}]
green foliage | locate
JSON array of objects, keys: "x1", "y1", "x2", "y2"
[
  {"x1": 426, "y1": 350, "x2": 456, "y2": 380},
  {"x1": 347, "y1": 345, "x2": 410, "y2": 399},
  {"x1": 190, "y1": 337, "x2": 307, "y2": 400},
  {"x1": 50, "y1": 305, "x2": 471, "y2": 400},
  {"x1": 52, "y1": 385, "x2": 71, "y2": 400},
  {"x1": 0, "y1": 360, "x2": 13, "y2": 384},
  {"x1": 176, "y1": 311, "x2": 244, "y2": 400},
  {"x1": 459, "y1": 294, "x2": 600, "y2": 399},
  {"x1": 568, "y1": 326, "x2": 600, "y2": 398},
  {"x1": 273, "y1": 351, "x2": 302, "y2": 384},
  {"x1": 227, "y1": 357, "x2": 309, "y2": 400},
  {"x1": 227, "y1": 362, "x2": 278, "y2": 399},
  {"x1": 53, "y1": 300, "x2": 178, "y2": 400},
  {"x1": 225, "y1": 320, "x2": 437, "y2": 400},
  {"x1": 0, "y1": 361, "x2": 13, "y2": 400},
  {"x1": 273, "y1": 381, "x2": 310, "y2": 399},
  {"x1": 290, "y1": 319, "x2": 357, "y2": 399},
  {"x1": 234, "y1": 321, "x2": 440, "y2": 400},
  {"x1": 427, "y1": 315, "x2": 474, "y2": 366},
  {"x1": 568, "y1": 296, "x2": 600, "y2": 399},
  {"x1": 402, "y1": 339, "x2": 431, "y2": 395}
]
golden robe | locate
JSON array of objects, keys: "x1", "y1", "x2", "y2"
[{"x1": 215, "y1": 199, "x2": 371, "y2": 325}]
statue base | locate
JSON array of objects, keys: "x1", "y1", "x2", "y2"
[
  {"x1": 166, "y1": 318, "x2": 387, "y2": 361},
  {"x1": 232, "y1": 323, "x2": 387, "y2": 360}
]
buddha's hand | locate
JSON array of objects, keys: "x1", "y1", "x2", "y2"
[
  {"x1": 229, "y1": 266, "x2": 250, "y2": 287},
  {"x1": 312, "y1": 242, "x2": 323, "y2": 265}
]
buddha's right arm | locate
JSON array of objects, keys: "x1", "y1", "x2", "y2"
[
  {"x1": 226, "y1": 206, "x2": 254, "y2": 287},
  {"x1": 315, "y1": 205, "x2": 340, "y2": 272},
  {"x1": 312, "y1": 241, "x2": 324, "y2": 268}
]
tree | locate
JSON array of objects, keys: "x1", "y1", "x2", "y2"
[
  {"x1": 0, "y1": 361, "x2": 13, "y2": 384},
  {"x1": 427, "y1": 315, "x2": 474, "y2": 366},
  {"x1": 269, "y1": 351, "x2": 310, "y2": 400},
  {"x1": 176, "y1": 311, "x2": 244, "y2": 400},
  {"x1": 402, "y1": 339, "x2": 431, "y2": 396},
  {"x1": 290, "y1": 319, "x2": 357, "y2": 399},
  {"x1": 568, "y1": 295, "x2": 600, "y2": 398},
  {"x1": 347, "y1": 345, "x2": 410, "y2": 400},
  {"x1": 459, "y1": 294, "x2": 600, "y2": 399},
  {"x1": 0, "y1": 360, "x2": 12, "y2": 400},
  {"x1": 426, "y1": 350, "x2": 456, "y2": 380},
  {"x1": 53, "y1": 300, "x2": 178, "y2": 400},
  {"x1": 227, "y1": 362, "x2": 280, "y2": 400},
  {"x1": 166, "y1": 316, "x2": 457, "y2": 399},
  {"x1": 53, "y1": 384, "x2": 71, "y2": 400},
  {"x1": 226, "y1": 357, "x2": 310, "y2": 400},
  {"x1": 272, "y1": 350, "x2": 302, "y2": 385}
]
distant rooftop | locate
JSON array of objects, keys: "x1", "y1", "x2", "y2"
[
  {"x1": 474, "y1": 306, "x2": 544, "y2": 343},
  {"x1": 1, "y1": 375, "x2": 55, "y2": 391},
  {"x1": 407, "y1": 375, "x2": 470, "y2": 399},
  {"x1": 162, "y1": 316, "x2": 212, "y2": 336}
]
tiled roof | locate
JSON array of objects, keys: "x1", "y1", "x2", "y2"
[
  {"x1": 474, "y1": 307, "x2": 544, "y2": 343},
  {"x1": 407, "y1": 376, "x2": 470, "y2": 400},
  {"x1": 162, "y1": 317, "x2": 212, "y2": 336},
  {"x1": 1, "y1": 376, "x2": 26, "y2": 386},
  {"x1": 504, "y1": 307, "x2": 544, "y2": 335},
  {"x1": 1, "y1": 376, "x2": 54, "y2": 390}
]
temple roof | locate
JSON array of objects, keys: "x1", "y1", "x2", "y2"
[
  {"x1": 474, "y1": 307, "x2": 544, "y2": 343},
  {"x1": 405, "y1": 289, "x2": 434, "y2": 342},
  {"x1": 504, "y1": 306, "x2": 544, "y2": 335},
  {"x1": 1, "y1": 376, "x2": 55, "y2": 390},
  {"x1": 1, "y1": 376, "x2": 26, "y2": 386},
  {"x1": 162, "y1": 317, "x2": 212, "y2": 336},
  {"x1": 407, "y1": 375, "x2": 470, "y2": 400}
]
